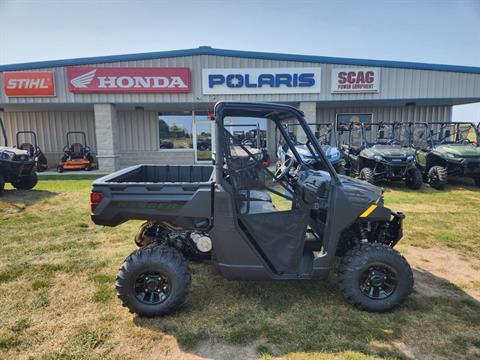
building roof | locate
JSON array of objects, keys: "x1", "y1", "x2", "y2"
[{"x1": 1, "y1": 46, "x2": 480, "y2": 74}]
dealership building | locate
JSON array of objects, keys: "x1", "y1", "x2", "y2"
[{"x1": 1, "y1": 46, "x2": 480, "y2": 171}]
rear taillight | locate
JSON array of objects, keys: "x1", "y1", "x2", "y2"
[{"x1": 90, "y1": 191, "x2": 104, "y2": 213}]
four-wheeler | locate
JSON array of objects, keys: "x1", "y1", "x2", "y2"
[
  {"x1": 278, "y1": 122, "x2": 346, "y2": 174},
  {"x1": 0, "y1": 118, "x2": 38, "y2": 194},
  {"x1": 410, "y1": 122, "x2": 480, "y2": 189},
  {"x1": 90, "y1": 102, "x2": 413, "y2": 317},
  {"x1": 57, "y1": 131, "x2": 97, "y2": 172},
  {"x1": 340, "y1": 122, "x2": 422, "y2": 189},
  {"x1": 16, "y1": 130, "x2": 48, "y2": 172}
]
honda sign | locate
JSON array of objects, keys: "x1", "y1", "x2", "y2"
[
  {"x1": 3, "y1": 72, "x2": 55, "y2": 97},
  {"x1": 67, "y1": 67, "x2": 191, "y2": 93},
  {"x1": 331, "y1": 68, "x2": 380, "y2": 94}
]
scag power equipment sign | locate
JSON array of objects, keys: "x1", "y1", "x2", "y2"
[
  {"x1": 67, "y1": 67, "x2": 191, "y2": 93},
  {"x1": 331, "y1": 68, "x2": 380, "y2": 94},
  {"x1": 202, "y1": 68, "x2": 321, "y2": 95},
  {"x1": 3, "y1": 72, "x2": 55, "y2": 97}
]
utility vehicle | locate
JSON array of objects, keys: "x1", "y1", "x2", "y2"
[
  {"x1": 278, "y1": 123, "x2": 346, "y2": 174},
  {"x1": 340, "y1": 122, "x2": 422, "y2": 189},
  {"x1": 0, "y1": 118, "x2": 38, "y2": 194},
  {"x1": 57, "y1": 131, "x2": 97, "y2": 172},
  {"x1": 90, "y1": 102, "x2": 413, "y2": 317},
  {"x1": 410, "y1": 122, "x2": 480, "y2": 189},
  {"x1": 16, "y1": 130, "x2": 48, "y2": 172}
]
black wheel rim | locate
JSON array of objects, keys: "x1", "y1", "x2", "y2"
[
  {"x1": 429, "y1": 169, "x2": 438, "y2": 185},
  {"x1": 134, "y1": 272, "x2": 171, "y2": 305},
  {"x1": 359, "y1": 264, "x2": 397, "y2": 300}
]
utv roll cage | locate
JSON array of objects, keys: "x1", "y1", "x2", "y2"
[{"x1": 427, "y1": 122, "x2": 479, "y2": 146}]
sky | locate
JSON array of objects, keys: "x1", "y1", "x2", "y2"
[{"x1": 0, "y1": 0, "x2": 479, "y2": 122}]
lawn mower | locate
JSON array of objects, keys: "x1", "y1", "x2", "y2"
[
  {"x1": 16, "y1": 131, "x2": 48, "y2": 172},
  {"x1": 278, "y1": 122, "x2": 346, "y2": 174},
  {"x1": 410, "y1": 122, "x2": 480, "y2": 189},
  {"x1": 0, "y1": 118, "x2": 38, "y2": 194},
  {"x1": 339, "y1": 122, "x2": 422, "y2": 189},
  {"x1": 57, "y1": 131, "x2": 97, "y2": 172},
  {"x1": 91, "y1": 102, "x2": 413, "y2": 317}
]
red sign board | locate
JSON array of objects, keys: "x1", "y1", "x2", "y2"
[
  {"x1": 67, "y1": 67, "x2": 191, "y2": 93},
  {"x1": 3, "y1": 71, "x2": 55, "y2": 97}
]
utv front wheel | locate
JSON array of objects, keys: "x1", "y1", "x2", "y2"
[
  {"x1": 12, "y1": 172, "x2": 38, "y2": 190},
  {"x1": 359, "y1": 167, "x2": 374, "y2": 184},
  {"x1": 405, "y1": 168, "x2": 422, "y2": 190},
  {"x1": 428, "y1": 166, "x2": 447, "y2": 190},
  {"x1": 116, "y1": 245, "x2": 191, "y2": 317},
  {"x1": 339, "y1": 244, "x2": 413, "y2": 312}
]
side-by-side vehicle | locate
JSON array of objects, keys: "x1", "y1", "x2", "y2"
[
  {"x1": 339, "y1": 122, "x2": 422, "y2": 189},
  {"x1": 91, "y1": 102, "x2": 413, "y2": 317}
]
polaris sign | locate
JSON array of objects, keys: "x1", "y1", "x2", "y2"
[{"x1": 202, "y1": 68, "x2": 321, "y2": 95}]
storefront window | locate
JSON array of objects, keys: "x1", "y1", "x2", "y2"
[
  {"x1": 336, "y1": 113, "x2": 373, "y2": 131},
  {"x1": 158, "y1": 113, "x2": 193, "y2": 149}
]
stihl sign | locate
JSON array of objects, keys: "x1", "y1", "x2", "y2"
[
  {"x1": 331, "y1": 68, "x2": 380, "y2": 93},
  {"x1": 67, "y1": 67, "x2": 191, "y2": 93},
  {"x1": 3, "y1": 72, "x2": 55, "y2": 97}
]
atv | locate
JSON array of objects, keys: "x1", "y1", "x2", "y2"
[
  {"x1": 340, "y1": 122, "x2": 422, "y2": 189},
  {"x1": 57, "y1": 131, "x2": 97, "y2": 172},
  {"x1": 0, "y1": 117, "x2": 38, "y2": 194},
  {"x1": 16, "y1": 131, "x2": 48, "y2": 172},
  {"x1": 277, "y1": 123, "x2": 346, "y2": 174},
  {"x1": 411, "y1": 122, "x2": 480, "y2": 189},
  {"x1": 91, "y1": 102, "x2": 413, "y2": 316}
]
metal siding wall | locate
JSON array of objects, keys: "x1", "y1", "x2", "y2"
[
  {"x1": 2, "y1": 55, "x2": 480, "y2": 104},
  {"x1": 117, "y1": 110, "x2": 158, "y2": 152},
  {"x1": 3, "y1": 111, "x2": 96, "y2": 152}
]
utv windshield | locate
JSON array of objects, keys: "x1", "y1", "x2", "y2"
[
  {"x1": 363, "y1": 123, "x2": 411, "y2": 147},
  {"x1": 286, "y1": 123, "x2": 333, "y2": 146},
  {"x1": 430, "y1": 122, "x2": 478, "y2": 145}
]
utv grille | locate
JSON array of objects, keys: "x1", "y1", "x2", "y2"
[{"x1": 14, "y1": 155, "x2": 29, "y2": 161}]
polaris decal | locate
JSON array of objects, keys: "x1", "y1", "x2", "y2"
[{"x1": 202, "y1": 68, "x2": 321, "y2": 95}]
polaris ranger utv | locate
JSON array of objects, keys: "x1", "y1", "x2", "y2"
[
  {"x1": 340, "y1": 122, "x2": 422, "y2": 189},
  {"x1": 277, "y1": 123, "x2": 346, "y2": 174},
  {"x1": 0, "y1": 117, "x2": 38, "y2": 194},
  {"x1": 91, "y1": 102, "x2": 412, "y2": 317},
  {"x1": 411, "y1": 122, "x2": 480, "y2": 189}
]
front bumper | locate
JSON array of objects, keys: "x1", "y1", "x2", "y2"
[{"x1": 374, "y1": 161, "x2": 414, "y2": 180}]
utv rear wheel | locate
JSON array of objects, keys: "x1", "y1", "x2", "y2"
[
  {"x1": 339, "y1": 243, "x2": 413, "y2": 312},
  {"x1": 116, "y1": 245, "x2": 191, "y2": 317},
  {"x1": 359, "y1": 167, "x2": 374, "y2": 184},
  {"x1": 428, "y1": 166, "x2": 447, "y2": 190},
  {"x1": 405, "y1": 168, "x2": 422, "y2": 190},
  {"x1": 12, "y1": 172, "x2": 38, "y2": 190}
]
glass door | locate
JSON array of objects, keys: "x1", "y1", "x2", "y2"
[{"x1": 193, "y1": 115, "x2": 215, "y2": 163}]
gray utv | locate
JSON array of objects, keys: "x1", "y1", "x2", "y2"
[
  {"x1": 340, "y1": 122, "x2": 422, "y2": 189},
  {"x1": 90, "y1": 102, "x2": 413, "y2": 317},
  {"x1": 0, "y1": 117, "x2": 38, "y2": 194}
]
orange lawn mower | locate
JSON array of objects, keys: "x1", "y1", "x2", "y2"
[{"x1": 57, "y1": 131, "x2": 97, "y2": 172}]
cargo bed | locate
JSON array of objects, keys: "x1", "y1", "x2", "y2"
[{"x1": 91, "y1": 164, "x2": 215, "y2": 228}]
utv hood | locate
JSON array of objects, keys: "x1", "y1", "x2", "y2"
[
  {"x1": 339, "y1": 174, "x2": 383, "y2": 205},
  {"x1": 434, "y1": 144, "x2": 480, "y2": 157},
  {"x1": 363, "y1": 145, "x2": 414, "y2": 158},
  {"x1": 294, "y1": 145, "x2": 341, "y2": 164}
]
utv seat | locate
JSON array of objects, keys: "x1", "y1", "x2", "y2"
[{"x1": 238, "y1": 190, "x2": 278, "y2": 214}]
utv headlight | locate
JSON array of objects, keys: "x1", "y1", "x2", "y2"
[
  {"x1": 374, "y1": 155, "x2": 384, "y2": 161},
  {"x1": 446, "y1": 152, "x2": 460, "y2": 159},
  {"x1": 0, "y1": 151, "x2": 15, "y2": 160},
  {"x1": 406, "y1": 155, "x2": 415, "y2": 161}
]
